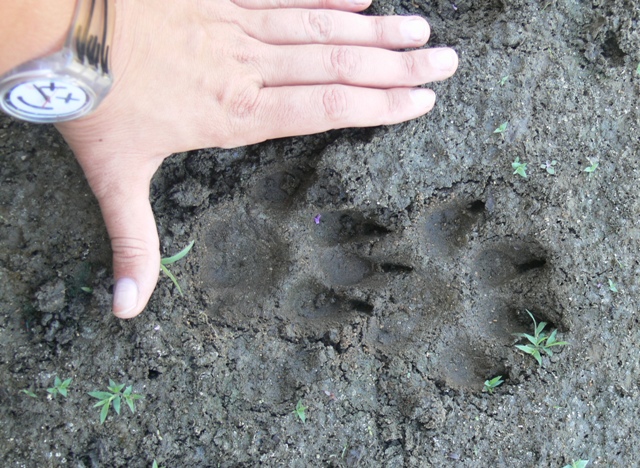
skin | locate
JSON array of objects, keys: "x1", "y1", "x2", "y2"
[{"x1": 1, "y1": 0, "x2": 458, "y2": 318}]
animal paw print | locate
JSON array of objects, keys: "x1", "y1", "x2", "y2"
[{"x1": 193, "y1": 160, "x2": 565, "y2": 390}]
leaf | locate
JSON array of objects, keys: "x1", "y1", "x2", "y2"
[
  {"x1": 21, "y1": 389, "x2": 37, "y2": 398},
  {"x1": 547, "y1": 339, "x2": 569, "y2": 348},
  {"x1": 80, "y1": 286, "x2": 93, "y2": 293},
  {"x1": 637, "y1": 62, "x2": 640, "y2": 75},
  {"x1": 608, "y1": 279, "x2": 618, "y2": 293},
  {"x1": 295, "y1": 400, "x2": 307, "y2": 423},
  {"x1": 125, "y1": 396, "x2": 137, "y2": 413},
  {"x1": 161, "y1": 240, "x2": 195, "y2": 265},
  {"x1": 89, "y1": 391, "x2": 114, "y2": 400},
  {"x1": 494, "y1": 122, "x2": 508, "y2": 133},
  {"x1": 93, "y1": 399, "x2": 111, "y2": 408},
  {"x1": 584, "y1": 162, "x2": 599, "y2": 173},
  {"x1": 61, "y1": 378, "x2": 73, "y2": 389},
  {"x1": 100, "y1": 401, "x2": 110, "y2": 424},
  {"x1": 532, "y1": 350, "x2": 543, "y2": 366},
  {"x1": 160, "y1": 263, "x2": 184, "y2": 296},
  {"x1": 515, "y1": 344, "x2": 535, "y2": 355},
  {"x1": 113, "y1": 395, "x2": 121, "y2": 415},
  {"x1": 59, "y1": 387, "x2": 68, "y2": 398},
  {"x1": 54, "y1": 376, "x2": 62, "y2": 387}
]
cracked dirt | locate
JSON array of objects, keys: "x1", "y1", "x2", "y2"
[{"x1": 1, "y1": 0, "x2": 640, "y2": 466}]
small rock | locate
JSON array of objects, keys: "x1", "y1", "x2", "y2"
[{"x1": 34, "y1": 279, "x2": 66, "y2": 313}]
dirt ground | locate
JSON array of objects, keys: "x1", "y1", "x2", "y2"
[{"x1": 2, "y1": 0, "x2": 640, "y2": 466}]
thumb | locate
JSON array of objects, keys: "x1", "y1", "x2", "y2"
[{"x1": 92, "y1": 169, "x2": 161, "y2": 319}]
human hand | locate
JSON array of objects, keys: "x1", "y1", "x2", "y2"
[{"x1": 55, "y1": 0, "x2": 458, "y2": 319}]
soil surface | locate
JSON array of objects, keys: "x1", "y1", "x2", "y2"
[{"x1": 2, "y1": 1, "x2": 640, "y2": 466}]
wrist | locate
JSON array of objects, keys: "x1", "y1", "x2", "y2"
[{"x1": 0, "y1": 0, "x2": 76, "y2": 76}]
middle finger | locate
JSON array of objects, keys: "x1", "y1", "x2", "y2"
[{"x1": 256, "y1": 44, "x2": 459, "y2": 88}]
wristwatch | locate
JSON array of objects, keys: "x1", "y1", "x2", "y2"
[{"x1": 0, "y1": 0, "x2": 114, "y2": 123}]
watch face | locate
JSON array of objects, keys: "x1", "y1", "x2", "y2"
[{"x1": 2, "y1": 77, "x2": 93, "y2": 123}]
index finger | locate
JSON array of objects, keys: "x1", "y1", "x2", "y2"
[{"x1": 230, "y1": 0, "x2": 372, "y2": 12}]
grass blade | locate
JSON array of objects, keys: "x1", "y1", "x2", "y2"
[{"x1": 161, "y1": 240, "x2": 195, "y2": 265}]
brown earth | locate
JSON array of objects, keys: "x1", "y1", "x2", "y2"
[{"x1": 1, "y1": 0, "x2": 640, "y2": 466}]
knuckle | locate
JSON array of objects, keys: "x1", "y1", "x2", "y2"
[
  {"x1": 111, "y1": 237, "x2": 151, "y2": 266},
  {"x1": 401, "y1": 52, "x2": 418, "y2": 77},
  {"x1": 305, "y1": 11, "x2": 334, "y2": 42},
  {"x1": 231, "y1": 41, "x2": 261, "y2": 66},
  {"x1": 385, "y1": 90, "x2": 403, "y2": 114},
  {"x1": 225, "y1": 86, "x2": 262, "y2": 119},
  {"x1": 373, "y1": 17, "x2": 386, "y2": 43},
  {"x1": 272, "y1": 0, "x2": 295, "y2": 7},
  {"x1": 321, "y1": 86, "x2": 349, "y2": 121},
  {"x1": 328, "y1": 46, "x2": 361, "y2": 81}
]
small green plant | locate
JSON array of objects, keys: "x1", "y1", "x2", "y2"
[
  {"x1": 80, "y1": 286, "x2": 93, "y2": 293},
  {"x1": 20, "y1": 389, "x2": 37, "y2": 398},
  {"x1": 512, "y1": 157, "x2": 528, "y2": 178},
  {"x1": 514, "y1": 310, "x2": 568, "y2": 366},
  {"x1": 499, "y1": 75, "x2": 509, "y2": 86},
  {"x1": 152, "y1": 460, "x2": 165, "y2": 468},
  {"x1": 563, "y1": 460, "x2": 589, "y2": 468},
  {"x1": 47, "y1": 376, "x2": 72, "y2": 399},
  {"x1": 636, "y1": 62, "x2": 640, "y2": 75},
  {"x1": 294, "y1": 400, "x2": 307, "y2": 423},
  {"x1": 88, "y1": 379, "x2": 143, "y2": 424},
  {"x1": 494, "y1": 122, "x2": 508, "y2": 134},
  {"x1": 608, "y1": 278, "x2": 618, "y2": 293},
  {"x1": 483, "y1": 375, "x2": 504, "y2": 394},
  {"x1": 160, "y1": 240, "x2": 195, "y2": 296},
  {"x1": 541, "y1": 160, "x2": 557, "y2": 175},
  {"x1": 584, "y1": 157, "x2": 599, "y2": 175}
]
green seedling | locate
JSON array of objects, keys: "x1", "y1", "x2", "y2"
[
  {"x1": 636, "y1": 62, "x2": 640, "y2": 75},
  {"x1": 152, "y1": 461, "x2": 165, "y2": 468},
  {"x1": 47, "y1": 376, "x2": 72, "y2": 399},
  {"x1": 80, "y1": 286, "x2": 93, "y2": 293},
  {"x1": 563, "y1": 460, "x2": 589, "y2": 468},
  {"x1": 494, "y1": 122, "x2": 508, "y2": 134},
  {"x1": 88, "y1": 379, "x2": 143, "y2": 424},
  {"x1": 584, "y1": 158, "x2": 599, "y2": 175},
  {"x1": 483, "y1": 375, "x2": 504, "y2": 394},
  {"x1": 541, "y1": 160, "x2": 557, "y2": 175},
  {"x1": 499, "y1": 75, "x2": 509, "y2": 86},
  {"x1": 512, "y1": 157, "x2": 528, "y2": 178},
  {"x1": 514, "y1": 310, "x2": 567, "y2": 366},
  {"x1": 294, "y1": 400, "x2": 307, "y2": 423},
  {"x1": 608, "y1": 279, "x2": 618, "y2": 293},
  {"x1": 160, "y1": 240, "x2": 195, "y2": 296},
  {"x1": 20, "y1": 389, "x2": 37, "y2": 398}
]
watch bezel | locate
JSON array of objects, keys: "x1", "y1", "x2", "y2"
[
  {"x1": 0, "y1": 0, "x2": 114, "y2": 124},
  {"x1": 0, "y1": 52, "x2": 102, "y2": 123}
]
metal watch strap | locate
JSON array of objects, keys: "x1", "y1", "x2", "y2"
[{"x1": 71, "y1": 0, "x2": 115, "y2": 78}]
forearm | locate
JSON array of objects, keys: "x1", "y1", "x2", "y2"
[{"x1": 0, "y1": 0, "x2": 76, "y2": 75}]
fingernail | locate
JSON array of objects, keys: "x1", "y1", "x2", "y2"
[
  {"x1": 113, "y1": 277, "x2": 138, "y2": 317},
  {"x1": 350, "y1": 0, "x2": 370, "y2": 5},
  {"x1": 410, "y1": 88, "x2": 435, "y2": 109},
  {"x1": 403, "y1": 18, "x2": 428, "y2": 42},
  {"x1": 432, "y1": 48, "x2": 458, "y2": 71}
]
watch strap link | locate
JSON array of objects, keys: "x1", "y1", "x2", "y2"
[{"x1": 70, "y1": 0, "x2": 115, "y2": 78}]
